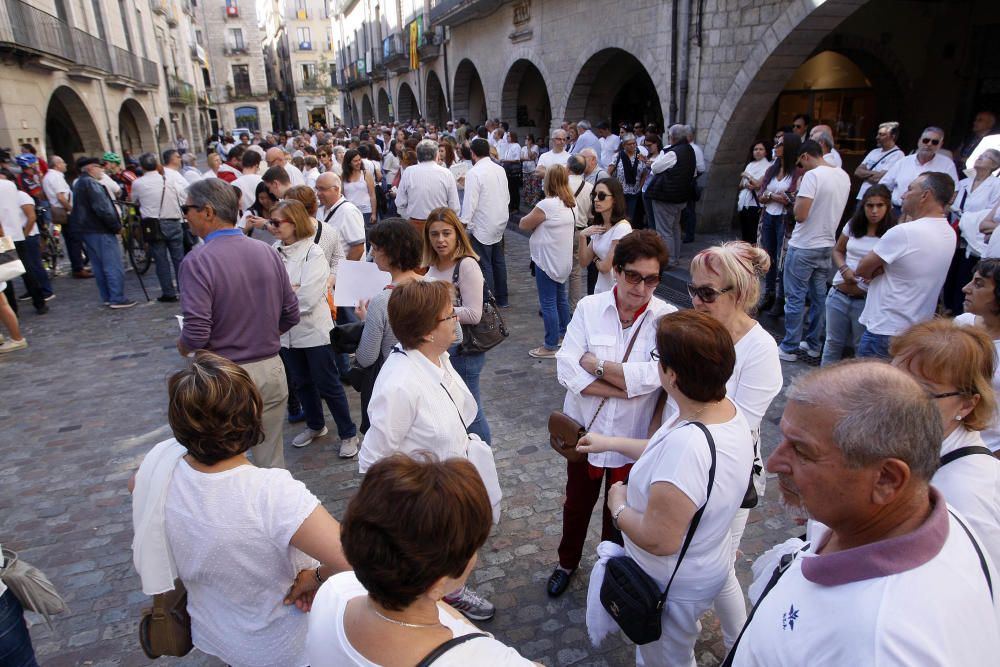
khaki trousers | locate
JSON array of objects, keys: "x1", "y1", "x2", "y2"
[{"x1": 239, "y1": 354, "x2": 288, "y2": 468}]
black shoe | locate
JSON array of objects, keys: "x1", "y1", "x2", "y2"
[
  {"x1": 157, "y1": 295, "x2": 179, "y2": 303},
  {"x1": 35, "y1": 304, "x2": 49, "y2": 315},
  {"x1": 17, "y1": 293, "x2": 31, "y2": 302},
  {"x1": 547, "y1": 568, "x2": 574, "y2": 597}
]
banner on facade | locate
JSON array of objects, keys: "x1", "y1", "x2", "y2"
[{"x1": 409, "y1": 21, "x2": 418, "y2": 70}]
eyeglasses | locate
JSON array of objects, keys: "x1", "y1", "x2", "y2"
[
  {"x1": 650, "y1": 349, "x2": 661, "y2": 361},
  {"x1": 592, "y1": 191, "x2": 611, "y2": 202},
  {"x1": 920, "y1": 137, "x2": 941, "y2": 146},
  {"x1": 266, "y1": 218, "x2": 292, "y2": 227},
  {"x1": 438, "y1": 311, "x2": 458, "y2": 323},
  {"x1": 687, "y1": 283, "x2": 733, "y2": 303},
  {"x1": 619, "y1": 269, "x2": 660, "y2": 287},
  {"x1": 180, "y1": 204, "x2": 204, "y2": 215},
  {"x1": 929, "y1": 390, "x2": 963, "y2": 400}
]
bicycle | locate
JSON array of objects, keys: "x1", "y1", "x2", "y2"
[
  {"x1": 39, "y1": 218, "x2": 63, "y2": 276},
  {"x1": 119, "y1": 201, "x2": 152, "y2": 275}
]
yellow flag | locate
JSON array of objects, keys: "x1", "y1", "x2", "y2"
[{"x1": 409, "y1": 22, "x2": 418, "y2": 70}]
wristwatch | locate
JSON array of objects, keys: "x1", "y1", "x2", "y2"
[{"x1": 595, "y1": 359, "x2": 605, "y2": 378}]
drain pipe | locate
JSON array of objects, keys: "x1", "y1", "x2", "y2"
[
  {"x1": 443, "y1": 28, "x2": 452, "y2": 119},
  {"x1": 669, "y1": 0, "x2": 678, "y2": 124},
  {"x1": 677, "y1": 0, "x2": 691, "y2": 125}
]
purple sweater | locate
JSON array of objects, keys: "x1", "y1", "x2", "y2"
[{"x1": 178, "y1": 230, "x2": 299, "y2": 363}]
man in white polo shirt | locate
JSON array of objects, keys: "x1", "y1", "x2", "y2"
[
  {"x1": 879, "y1": 126, "x2": 958, "y2": 215},
  {"x1": 536, "y1": 130, "x2": 571, "y2": 175},
  {"x1": 854, "y1": 121, "x2": 904, "y2": 202},
  {"x1": 726, "y1": 361, "x2": 1000, "y2": 666},
  {"x1": 461, "y1": 138, "x2": 510, "y2": 307},
  {"x1": 855, "y1": 171, "x2": 956, "y2": 359}
]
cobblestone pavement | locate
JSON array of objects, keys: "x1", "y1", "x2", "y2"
[{"x1": 0, "y1": 226, "x2": 812, "y2": 666}]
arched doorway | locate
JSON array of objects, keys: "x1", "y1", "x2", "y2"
[
  {"x1": 564, "y1": 49, "x2": 662, "y2": 131},
  {"x1": 156, "y1": 118, "x2": 169, "y2": 151},
  {"x1": 45, "y1": 86, "x2": 103, "y2": 165},
  {"x1": 452, "y1": 59, "x2": 486, "y2": 125},
  {"x1": 361, "y1": 94, "x2": 375, "y2": 124},
  {"x1": 377, "y1": 87, "x2": 391, "y2": 122},
  {"x1": 425, "y1": 71, "x2": 448, "y2": 127},
  {"x1": 397, "y1": 82, "x2": 419, "y2": 123},
  {"x1": 501, "y1": 60, "x2": 551, "y2": 143},
  {"x1": 119, "y1": 99, "x2": 155, "y2": 156}
]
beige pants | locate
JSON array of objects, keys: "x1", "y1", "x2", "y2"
[{"x1": 239, "y1": 354, "x2": 288, "y2": 469}]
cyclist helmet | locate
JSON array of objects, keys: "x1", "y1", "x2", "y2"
[
  {"x1": 15, "y1": 153, "x2": 37, "y2": 168},
  {"x1": 102, "y1": 152, "x2": 122, "y2": 164}
]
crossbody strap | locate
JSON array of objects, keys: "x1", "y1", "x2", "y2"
[
  {"x1": 415, "y1": 632, "x2": 489, "y2": 667},
  {"x1": 940, "y1": 445, "x2": 993, "y2": 466},
  {"x1": 391, "y1": 347, "x2": 470, "y2": 434},
  {"x1": 949, "y1": 509, "x2": 994, "y2": 598},
  {"x1": 585, "y1": 311, "x2": 650, "y2": 431},
  {"x1": 655, "y1": 421, "x2": 717, "y2": 611},
  {"x1": 323, "y1": 200, "x2": 347, "y2": 223},
  {"x1": 869, "y1": 147, "x2": 901, "y2": 171},
  {"x1": 155, "y1": 174, "x2": 168, "y2": 218}
]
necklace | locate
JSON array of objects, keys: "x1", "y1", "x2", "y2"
[
  {"x1": 680, "y1": 400, "x2": 718, "y2": 423},
  {"x1": 368, "y1": 599, "x2": 441, "y2": 629}
]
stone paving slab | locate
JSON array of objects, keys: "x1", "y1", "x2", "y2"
[{"x1": 0, "y1": 228, "x2": 811, "y2": 666}]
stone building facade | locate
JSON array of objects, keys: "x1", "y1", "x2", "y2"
[{"x1": 336, "y1": 0, "x2": 999, "y2": 230}]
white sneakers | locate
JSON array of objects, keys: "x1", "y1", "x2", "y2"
[
  {"x1": 338, "y1": 436, "x2": 359, "y2": 459},
  {"x1": 291, "y1": 426, "x2": 360, "y2": 459},
  {"x1": 0, "y1": 337, "x2": 28, "y2": 354}
]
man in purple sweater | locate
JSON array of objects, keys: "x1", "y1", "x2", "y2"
[{"x1": 177, "y1": 178, "x2": 299, "y2": 468}]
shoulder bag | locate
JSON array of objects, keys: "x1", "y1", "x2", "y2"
[
  {"x1": 548, "y1": 313, "x2": 647, "y2": 463},
  {"x1": 452, "y1": 257, "x2": 509, "y2": 354},
  {"x1": 138, "y1": 578, "x2": 193, "y2": 658},
  {"x1": 0, "y1": 236, "x2": 26, "y2": 282},
  {"x1": 0, "y1": 547, "x2": 67, "y2": 630},
  {"x1": 415, "y1": 632, "x2": 489, "y2": 666},
  {"x1": 599, "y1": 421, "x2": 717, "y2": 645},
  {"x1": 140, "y1": 174, "x2": 168, "y2": 242}
]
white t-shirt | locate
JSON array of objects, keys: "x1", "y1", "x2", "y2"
[
  {"x1": 233, "y1": 174, "x2": 263, "y2": 211},
  {"x1": 729, "y1": 323, "x2": 783, "y2": 434},
  {"x1": 856, "y1": 146, "x2": 904, "y2": 199},
  {"x1": 831, "y1": 222, "x2": 879, "y2": 289},
  {"x1": 880, "y1": 153, "x2": 959, "y2": 206},
  {"x1": 15, "y1": 191, "x2": 38, "y2": 237},
  {"x1": 822, "y1": 148, "x2": 842, "y2": 168},
  {"x1": 319, "y1": 199, "x2": 366, "y2": 258},
  {"x1": 955, "y1": 312, "x2": 1000, "y2": 452},
  {"x1": 600, "y1": 134, "x2": 621, "y2": 168},
  {"x1": 42, "y1": 169, "x2": 71, "y2": 209},
  {"x1": 537, "y1": 149, "x2": 570, "y2": 171},
  {"x1": 624, "y1": 414, "x2": 754, "y2": 601},
  {"x1": 529, "y1": 196, "x2": 576, "y2": 283},
  {"x1": 737, "y1": 159, "x2": 770, "y2": 210},
  {"x1": 859, "y1": 217, "x2": 955, "y2": 335},
  {"x1": 763, "y1": 173, "x2": 792, "y2": 216},
  {"x1": 284, "y1": 163, "x2": 307, "y2": 187},
  {"x1": 164, "y1": 462, "x2": 320, "y2": 667},
  {"x1": 789, "y1": 165, "x2": 851, "y2": 250},
  {"x1": 590, "y1": 220, "x2": 632, "y2": 293},
  {"x1": 306, "y1": 572, "x2": 535, "y2": 666}
]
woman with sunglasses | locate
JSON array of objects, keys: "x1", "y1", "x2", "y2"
[
  {"x1": 578, "y1": 177, "x2": 632, "y2": 294},
  {"x1": 890, "y1": 319, "x2": 1000, "y2": 565},
  {"x1": 756, "y1": 131, "x2": 802, "y2": 314},
  {"x1": 957, "y1": 258, "x2": 1000, "y2": 456},
  {"x1": 269, "y1": 199, "x2": 359, "y2": 457}
]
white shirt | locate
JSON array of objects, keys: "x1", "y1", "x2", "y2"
[
  {"x1": 284, "y1": 163, "x2": 306, "y2": 187},
  {"x1": 860, "y1": 217, "x2": 955, "y2": 335},
  {"x1": 501, "y1": 143, "x2": 521, "y2": 162},
  {"x1": 589, "y1": 221, "x2": 632, "y2": 293},
  {"x1": 737, "y1": 159, "x2": 771, "y2": 210},
  {"x1": 557, "y1": 293, "x2": 676, "y2": 469},
  {"x1": 318, "y1": 198, "x2": 366, "y2": 258},
  {"x1": 789, "y1": 165, "x2": 851, "y2": 250},
  {"x1": 360, "y1": 347, "x2": 477, "y2": 474},
  {"x1": 625, "y1": 414, "x2": 754, "y2": 599},
  {"x1": 832, "y1": 222, "x2": 879, "y2": 289},
  {"x1": 953, "y1": 175, "x2": 1000, "y2": 215},
  {"x1": 822, "y1": 147, "x2": 842, "y2": 168},
  {"x1": 164, "y1": 462, "x2": 319, "y2": 667},
  {"x1": 0, "y1": 188, "x2": 31, "y2": 241},
  {"x1": 880, "y1": 153, "x2": 959, "y2": 206},
  {"x1": 537, "y1": 149, "x2": 570, "y2": 171},
  {"x1": 762, "y1": 173, "x2": 792, "y2": 216},
  {"x1": 303, "y1": 167, "x2": 320, "y2": 189},
  {"x1": 314, "y1": 220, "x2": 344, "y2": 282},
  {"x1": 182, "y1": 167, "x2": 202, "y2": 185},
  {"x1": 461, "y1": 158, "x2": 510, "y2": 245},
  {"x1": 99, "y1": 173, "x2": 121, "y2": 199},
  {"x1": 306, "y1": 572, "x2": 534, "y2": 667},
  {"x1": 856, "y1": 146, "x2": 904, "y2": 199},
  {"x1": 14, "y1": 191, "x2": 38, "y2": 237},
  {"x1": 233, "y1": 174, "x2": 263, "y2": 211},
  {"x1": 728, "y1": 323, "x2": 783, "y2": 434},
  {"x1": 573, "y1": 130, "x2": 601, "y2": 156},
  {"x1": 130, "y1": 170, "x2": 188, "y2": 219},
  {"x1": 568, "y1": 174, "x2": 594, "y2": 229},
  {"x1": 42, "y1": 169, "x2": 71, "y2": 209},
  {"x1": 528, "y1": 196, "x2": 576, "y2": 282},
  {"x1": 955, "y1": 313, "x2": 1000, "y2": 452},
  {"x1": 692, "y1": 143, "x2": 707, "y2": 174},
  {"x1": 599, "y1": 134, "x2": 621, "y2": 168},
  {"x1": 395, "y1": 161, "x2": 460, "y2": 219}
]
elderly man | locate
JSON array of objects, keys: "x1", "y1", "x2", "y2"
[
  {"x1": 854, "y1": 121, "x2": 904, "y2": 202},
  {"x1": 726, "y1": 361, "x2": 1000, "y2": 665},
  {"x1": 131, "y1": 152, "x2": 189, "y2": 302},
  {"x1": 42, "y1": 155, "x2": 90, "y2": 278},
  {"x1": 880, "y1": 126, "x2": 958, "y2": 214},
  {"x1": 264, "y1": 146, "x2": 306, "y2": 186},
  {"x1": 573, "y1": 120, "x2": 601, "y2": 155},
  {"x1": 177, "y1": 179, "x2": 299, "y2": 469},
  {"x1": 461, "y1": 137, "x2": 510, "y2": 307},
  {"x1": 395, "y1": 138, "x2": 459, "y2": 234},
  {"x1": 537, "y1": 130, "x2": 571, "y2": 175},
  {"x1": 645, "y1": 124, "x2": 696, "y2": 266},
  {"x1": 315, "y1": 172, "x2": 365, "y2": 261},
  {"x1": 579, "y1": 148, "x2": 609, "y2": 186},
  {"x1": 809, "y1": 124, "x2": 842, "y2": 168},
  {"x1": 180, "y1": 153, "x2": 202, "y2": 185}
]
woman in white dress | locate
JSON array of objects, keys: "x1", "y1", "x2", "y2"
[{"x1": 577, "y1": 177, "x2": 632, "y2": 294}]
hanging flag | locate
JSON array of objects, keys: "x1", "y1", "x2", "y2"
[{"x1": 409, "y1": 21, "x2": 418, "y2": 70}]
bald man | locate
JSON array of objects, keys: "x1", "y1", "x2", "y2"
[
  {"x1": 264, "y1": 147, "x2": 306, "y2": 186},
  {"x1": 316, "y1": 172, "x2": 365, "y2": 261}
]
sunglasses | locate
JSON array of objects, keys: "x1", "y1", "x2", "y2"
[
  {"x1": 687, "y1": 283, "x2": 733, "y2": 303},
  {"x1": 592, "y1": 191, "x2": 611, "y2": 202},
  {"x1": 180, "y1": 204, "x2": 204, "y2": 215},
  {"x1": 437, "y1": 311, "x2": 458, "y2": 323},
  {"x1": 266, "y1": 218, "x2": 292, "y2": 227},
  {"x1": 619, "y1": 269, "x2": 660, "y2": 287},
  {"x1": 920, "y1": 137, "x2": 941, "y2": 146},
  {"x1": 929, "y1": 390, "x2": 962, "y2": 400}
]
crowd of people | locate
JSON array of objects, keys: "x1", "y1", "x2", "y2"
[{"x1": 2, "y1": 108, "x2": 1000, "y2": 667}]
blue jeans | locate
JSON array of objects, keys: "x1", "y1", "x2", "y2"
[
  {"x1": 281, "y1": 345, "x2": 357, "y2": 438},
  {"x1": 624, "y1": 193, "x2": 640, "y2": 222},
  {"x1": 82, "y1": 233, "x2": 127, "y2": 304},
  {"x1": 0, "y1": 590, "x2": 38, "y2": 667},
  {"x1": 471, "y1": 236, "x2": 508, "y2": 307},
  {"x1": 821, "y1": 287, "x2": 866, "y2": 366},
  {"x1": 450, "y1": 344, "x2": 491, "y2": 444},
  {"x1": 780, "y1": 246, "x2": 831, "y2": 354},
  {"x1": 535, "y1": 267, "x2": 569, "y2": 349},
  {"x1": 149, "y1": 219, "x2": 185, "y2": 297},
  {"x1": 642, "y1": 192, "x2": 655, "y2": 232},
  {"x1": 760, "y1": 212, "x2": 785, "y2": 294},
  {"x1": 857, "y1": 331, "x2": 892, "y2": 359}
]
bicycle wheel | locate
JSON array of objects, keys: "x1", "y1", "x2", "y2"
[{"x1": 127, "y1": 219, "x2": 153, "y2": 275}]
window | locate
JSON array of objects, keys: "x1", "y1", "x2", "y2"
[
  {"x1": 232, "y1": 64, "x2": 251, "y2": 96},
  {"x1": 195, "y1": 30, "x2": 203, "y2": 46},
  {"x1": 301, "y1": 63, "x2": 316, "y2": 83},
  {"x1": 229, "y1": 28, "x2": 245, "y2": 51},
  {"x1": 234, "y1": 106, "x2": 259, "y2": 130},
  {"x1": 297, "y1": 27, "x2": 311, "y2": 49}
]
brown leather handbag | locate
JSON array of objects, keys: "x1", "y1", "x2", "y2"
[
  {"x1": 138, "y1": 579, "x2": 193, "y2": 658},
  {"x1": 548, "y1": 314, "x2": 648, "y2": 462}
]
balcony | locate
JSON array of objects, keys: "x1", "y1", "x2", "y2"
[
  {"x1": 224, "y1": 1, "x2": 239, "y2": 18},
  {"x1": 428, "y1": 0, "x2": 507, "y2": 27},
  {"x1": 152, "y1": 0, "x2": 169, "y2": 16},
  {"x1": 167, "y1": 76, "x2": 196, "y2": 104},
  {"x1": 418, "y1": 31, "x2": 441, "y2": 62},
  {"x1": 297, "y1": 41, "x2": 312, "y2": 51},
  {"x1": 226, "y1": 84, "x2": 266, "y2": 101},
  {"x1": 224, "y1": 44, "x2": 249, "y2": 56},
  {"x1": 382, "y1": 33, "x2": 408, "y2": 73},
  {"x1": 190, "y1": 42, "x2": 206, "y2": 64}
]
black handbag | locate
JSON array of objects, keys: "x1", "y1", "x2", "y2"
[
  {"x1": 452, "y1": 257, "x2": 509, "y2": 354},
  {"x1": 330, "y1": 321, "x2": 365, "y2": 354},
  {"x1": 141, "y1": 173, "x2": 169, "y2": 242},
  {"x1": 600, "y1": 421, "x2": 717, "y2": 645}
]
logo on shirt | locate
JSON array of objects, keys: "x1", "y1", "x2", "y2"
[{"x1": 782, "y1": 604, "x2": 799, "y2": 631}]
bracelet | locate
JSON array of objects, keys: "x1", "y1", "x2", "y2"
[
  {"x1": 314, "y1": 566, "x2": 326, "y2": 585},
  {"x1": 838, "y1": 265, "x2": 849, "y2": 274},
  {"x1": 611, "y1": 504, "x2": 628, "y2": 530}
]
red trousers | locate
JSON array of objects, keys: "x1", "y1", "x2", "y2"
[{"x1": 557, "y1": 460, "x2": 633, "y2": 570}]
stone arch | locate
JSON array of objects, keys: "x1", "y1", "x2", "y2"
[
  {"x1": 397, "y1": 81, "x2": 419, "y2": 123},
  {"x1": 361, "y1": 93, "x2": 375, "y2": 124},
  {"x1": 452, "y1": 58, "x2": 486, "y2": 125},
  {"x1": 563, "y1": 48, "x2": 664, "y2": 131},
  {"x1": 118, "y1": 98, "x2": 155, "y2": 156},
  {"x1": 377, "y1": 87, "x2": 391, "y2": 122},
  {"x1": 156, "y1": 118, "x2": 169, "y2": 151},
  {"x1": 500, "y1": 59, "x2": 551, "y2": 143},
  {"x1": 425, "y1": 71, "x2": 448, "y2": 127},
  {"x1": 45, "y1": 85, "x2": 103, "y2": 164}
]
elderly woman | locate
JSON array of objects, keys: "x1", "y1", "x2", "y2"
[
  {"x1": 546, "y1": 231, "x2": 676, "y2": 598},
  {"x1": 890, "y1": 319, "x2": 1000, "y2": 566},
  {"x1": 306, "y1": 455, "x2": 539, "y2": 666},
  {"x1": 578, "y1": 177, "x2": 633, "y2": 294},
  {"x1": 958, "y1": 258, "x2": 1000, "y2": 454},
  {"x1": 360, "y1": 280, "x2": 498, "y2": 622},
  {"x1": 608, "y1": 133, "x2": 646, "y2": 221},
  {"x1": 131, "y1": 351, "x2": 350, "y2": 667},
  {"x1": 946, "y1": 148, "x2": 1000, "y2": 314},
  {"x1": 270, "y1": 199, "x2": 358, "y2": 457},
  {"x1": 579, "y1": 309, "x2": 753, "y2": 666},
  {"x1": 519, "y1": 164, "x2": 577, "y2": 359}
]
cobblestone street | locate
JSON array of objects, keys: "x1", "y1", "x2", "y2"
[{"x1": 0, "y1": 227, "x2": 810, "y2": 666}]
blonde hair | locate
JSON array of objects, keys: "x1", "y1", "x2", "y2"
[
  {"x1": 890, "y1": 318, "x2": 997, "y2": 431},
  {"x1": 272, "y1": 198, "x2": 316, "y2": 240},
  {"x1": 543, "y1": 164, "x2": 576, "y2": 209},
  {"x1": 690, "y1": 241, "x2": 770, "y2": 314},
  {"x1": 423, "y1": 207, "x2": 479, "y2": 267}
]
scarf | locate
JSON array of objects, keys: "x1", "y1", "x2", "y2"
[{"x1": 619, "y1": 150, "x2": 640, "y2": 186}]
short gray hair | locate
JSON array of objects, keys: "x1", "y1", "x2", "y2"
[
  {"x1": 621, "y1": 133, "x2": 637, "y2": 144},
  {"x1": 188, "y1": 178, "x2": 239, "y2": 225},
  {"x1": 787, "y1": 360, "x2": 941, "y2": 481},
  {"x1": 182, "y1": 153, "x2": 197, "y2": 166},
  {"x1": 922, "y1": 126, "x2": 945, "y2": 139},
  {"x1": 138, "y1": 152, "x2": 158, "y2": 172},
  {"x1": 981, "y1": 148, "x2": 1000, "y2": 167},
  {"x1": 415, "y1": 139, "x2": 438, "y2": 162},
  {"x1": 813, "y1": 131, "x2": 835, "y2": 151},
  {"x1": 567, "y1": 154, "x2": 586, "y2": 176},
  {"x1": 577, "y1": 120, "x2": 591, "y2": 131},
  {"x1": 668, "y1": 124, "x2": 687, "y2": 143}
]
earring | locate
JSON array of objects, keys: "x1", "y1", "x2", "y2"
[
  {"x1": 955, "y1": 415, "x2": 964, "y2": 421},
  {"x1": 429, "y1": 335, "x2": 435, "y2": 343}
]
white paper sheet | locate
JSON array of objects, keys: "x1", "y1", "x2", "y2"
[{"x1": 333, "y1": 260, "x2": 392, "y2": 307}]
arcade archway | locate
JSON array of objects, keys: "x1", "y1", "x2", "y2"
[
  {"x1": 501, "y1": 60, "x2": 551, "y2": 142},
  {"x1": 426, "y1": 71, "x2": 448, "y2": 127},
  {"x1": 564, "y1": 49, "x2": 662, "y2": 131},
  {"x1": 377, "y1": 87, "x2": 391, "y2": 122},
  {"x1": 452, "y1": 59, "x2": 486, "y2": 125},
  {"x1": 397, "y1": 82, "x2": 419, "y2": 123},
  {"x1": 119, "y1": 99, "x2": 155, "y2": 156},
  {"x1": 361, "y1": 94, "x2": 375, "y2": 124},
  {"x1": 45, "y1": 86, "x2": 103, "y2": 164}
]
